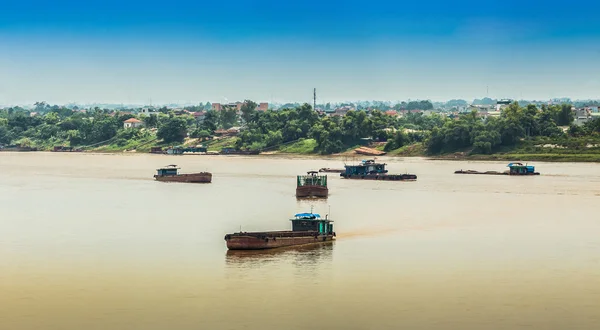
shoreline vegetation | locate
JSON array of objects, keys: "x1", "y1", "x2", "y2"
[{"x1": 2, "y1": 100, "x2": 600, "y2": 163}]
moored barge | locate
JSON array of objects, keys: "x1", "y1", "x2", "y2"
[
  {"x1": 455, "y1": 162, "x2": 540, "y2": 176},
  {"x1": 220, "y1": 148, "x2": 260, "y2": 155},
  {"x1": 296, "y1": 171, "x2": 328, "y2": 198},
  {"x1": 154, "y1": 165, "x2": 212, "y2": 183},
  {"x1": 53, "y1": 146, "x2": 83, "y2": 152},
  {"x1": 224, "y1": 212, "x2": 335, "y2": 250},
  {"x1": 319, "y1": 168, "x2": 345, "y2": 173},
  {"x1": 340, "y1": 159, "x2": 417, "y2": 181}
]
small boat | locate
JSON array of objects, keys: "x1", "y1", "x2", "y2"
[
  {"x1": 153, "y1": 165, "x2": 212, "y2": 183},
  {"x1": 340, "y1": 159, "x2": 416, "y2": 181},
  {"x1": 319, "y1": 168, "x2": 344, "y2": 173},
  {"x1": 454, "y1": 162, "x2": 540, "y2": 176},
  {"x1": 296, "y1": 171, "x2": 328, "y2": 198},
  {"x1": 224, "y1": 211, "x2": 335, "y2": 250}
]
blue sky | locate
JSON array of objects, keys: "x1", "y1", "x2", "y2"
[{"x1": 1, "y1": 0, "x2": 599, "y2": 105}]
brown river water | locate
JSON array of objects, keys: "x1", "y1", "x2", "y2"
[{"x1": 1, "y1": 152, "x2": 600, "y2": 330}]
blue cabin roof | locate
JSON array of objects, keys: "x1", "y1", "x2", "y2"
[
  {"x1": 507, "y1": 162, "x2": 535, "y2": 172},
  {"x1": 294, "y1": 213, "x2": 321, "y2": 218}
]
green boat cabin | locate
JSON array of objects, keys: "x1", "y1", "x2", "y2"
[
  {"x1": 343, "y1": 159, "x2": 388, "y2": 176},
  {"x1": 507, "y1": 162, "x2": 536, "y2": 175},
  {"x1": 290, "y1": 213, "x2": 334, "y2": 234},
  {"x1": 156, "y1": 165, "x2": 180, "y2": 176},
  {"x1": 297, "y1": 171, "x2": 328, "y2": 187}
]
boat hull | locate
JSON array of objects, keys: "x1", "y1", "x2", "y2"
[
  {"x1": 296, "y1": 185, "x2": 328, "y2": 198},
  {"x1": 319, "y1": 168, "x2": 344, "y2": 173},
  {"x1": 154, "y1": 172, "x2": 212, "y2": 183},
  {"x1": 225, "y1": 232, "x2": 335, "y2": 250},
  {"x1": 340, "y1": 173, "x2": 417, "y2": 181}
]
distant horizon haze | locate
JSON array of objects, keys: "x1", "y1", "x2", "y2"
[{"x1": 2, "y1": 0, "x2": 600, "y2": 104}]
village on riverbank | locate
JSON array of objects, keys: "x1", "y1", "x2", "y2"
[{"x1": 2, "y1": 97, "x2": 600, "y2": 162}]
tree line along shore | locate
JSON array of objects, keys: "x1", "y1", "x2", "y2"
[{"x1": 2, "y1": 100, "x2": 600, "y2": 162}]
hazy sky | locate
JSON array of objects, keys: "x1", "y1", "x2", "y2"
[{"x1": 1, "y1": 0, "x2": 599, "y2": 105}]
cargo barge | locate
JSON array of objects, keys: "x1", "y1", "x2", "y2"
[
  {"x1": 319, "y1": 168, "x2": 344, "y2": 173},
  {"x1": 455, "y1": 163, "x2": 540, "y2": 176},
  {"x1": 220, "y1": 148, "x2": 260, "y2": 155},
  {"x1": 224, "y1": 212, "x2": 335, "y2": 250},
  {"x1": 340, "y1": 159, "x2": 417, "y2": 181},
  {"x1": 296, "y1": 171, "x2": 328, "y2": 198},
  {"x1": 53, "y1": 146, "x2": 83, "y2": 152},
  {"x1": 154, "y1": 165, "x2": 212, "y2": 183}
]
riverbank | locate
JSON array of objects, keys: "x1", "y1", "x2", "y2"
[
  {"x1": 429, "y1": 153, "x2": 600, "y2": 162},
  {"x1": 7, "y1": 136, "x2": 600, "y2": 162}
]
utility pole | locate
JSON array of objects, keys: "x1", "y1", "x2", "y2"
[{"x1": 313, "y1": 88, "x2": 317, "y2": 111}]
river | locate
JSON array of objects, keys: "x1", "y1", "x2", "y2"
[{"x1": 1, "y1": 152, "x2": 599, "y2": 330}]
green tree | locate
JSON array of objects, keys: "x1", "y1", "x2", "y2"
[
  {"x1": 89, "y1": 117, "x2": 119, "y2": 143},
  {"x1": 557, "y1": 104, "x2": 574, "y2": 126},
  {"x1": 202, "y1": 111, "x2": 218, "y2": 132},
  {"x1": 0, "y1": 125, "x2": 12, "y2": 144},
  {"x1": 384, "y1": 131, "x2": 409, "y2": 151},
  {"x1": 142, "y1": 114, "x2": 158, "y2": 128},
  {"x1": 240, "y1": 100, "x2": 257, "y2": 123},
  {"x1": 43, "y1": 112, "x2": 60, "y2": 125},
  {"x1": 219, "y1": 108, "x2": 238, "y2": 129},
  {"x1": 190, "y1": 129, "x2": 211, "y2": 139},
  {"x1": 157, "y1": 116, "x2": 188, "y2": 143},
  {"x1": 66, "y1": 130, "x2": 84, "y2": 146}
]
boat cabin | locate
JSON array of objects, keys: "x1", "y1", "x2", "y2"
[
  {"x1": 297, "y1": 171, "x2": 327, "y2": 187},
  {"x1": 343, "y1": 159, "x2": 388, "y2": 176},
  {"x1": 290, "y1": 213, "x2": 334, "y2": 235},
  {"x1": 156, "y1": 165, "x2": 180, "y2": 176},
  {"x1": 507, "y1": 162, "x2": 535, "y2": 175}
]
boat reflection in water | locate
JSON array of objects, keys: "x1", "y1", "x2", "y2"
[{"x1": 225, "y1": 241, "x2": 334, "y2": 268}]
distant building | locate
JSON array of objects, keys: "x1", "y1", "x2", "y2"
[
  {"x1": 333, "y1": 105, "x2": 354, "y2": 116},
  {"x1": 140, "y1": 107, "x2": 157, "y2": 116},
  {"x1": 484, "y1": 111, "x2": 502, "y2": 119},
  {"x1": 212, "y1": 102, "x2": 241, "y2": 111},
  {"x1": 212, "y1": 102, "x2": 269, "y2": 112},
  {"x1": 192, "y1": 111, "x2": 206, "y2": 123},
  {"x1": 573, "y1": 108, "x2": 592, "y2": 126},
  {"x1": 496, "y1": 99, "x2": 513, "y2": 111},
  {"x1": 211, "y1": 103, "x2": 222, "y2": 111},
  {"x1": 399, "y1": 109, "x2": 425, "y2": 115},
  {"x1": 123, "y1": 118, "x2": 144, "y2": 129},
  {"x1": 257, "y1": 102, "x2": 269, "y2": 111}
]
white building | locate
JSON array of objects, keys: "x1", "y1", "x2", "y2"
[
  {"x1": 123, "y1": 118, "x2": 144, "y2": 129},
  {"x1": 140, "y1": 108, "x2": 157, "y2": 116}
]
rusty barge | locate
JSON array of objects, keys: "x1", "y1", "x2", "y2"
[
  {"x1": 154, "y1": 165, "x2": 212, "y2": 183},
  {"x1": 224, "y1": 212, "x2": 335, "y2": 250},
  {"x1": 296, "y1": 171, "x2": 328, "y2": 198},
  {"x1": 340, "y1": 159, "x2": 417, "y2": 181},
  {"x1": 455, "y1": 163, "x2": 540, "y2": 176}
]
